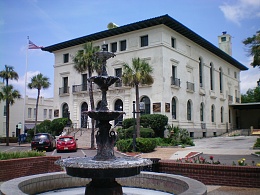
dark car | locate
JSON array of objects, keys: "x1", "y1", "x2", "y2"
[{"x1": 31, "y1": 133, "x2": 56, "y2": 151}]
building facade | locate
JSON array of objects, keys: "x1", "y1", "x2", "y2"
[
  {"x1": 0, "y1": 86, "x2": 54, "y2": 137},
  {"x1": 43, "y1": 15, "x2": 247, "y2": 138}
]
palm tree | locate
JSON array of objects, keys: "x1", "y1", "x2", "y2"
[
  {"x1": 72, "y1": 42, "x2": 100, "y2": 149},
  {"x1": 0, "y1": 85, "x2": 21, "y2": 146},
  {"x1": 122, "y1": 57, "x2": 154, "y2": 137},
  {"x1": 28, "y1": 73, "x2": 50, "y2": 135},
  {"x1": 0, "y1": 65, "x2": 19, "y2": 146}
]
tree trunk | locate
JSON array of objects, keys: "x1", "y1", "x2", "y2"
[
  {"x1": 5, "y1": 99, "x2": 9, "y2": 146},
  {"x1": 34, "y1": 90, "x2": 40, "y2": 135},
  {"x1": 135, "y1": 84, "x2": 140, "y2": 138}
]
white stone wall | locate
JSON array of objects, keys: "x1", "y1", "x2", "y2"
[{"x1": 51, "y1": 25, "x2": 242, "y2": 138}]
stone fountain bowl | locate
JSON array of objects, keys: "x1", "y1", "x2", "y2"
[
  {"x1": 86, "y1": 110, "x2": 125, "y2": 121},
  {"x1": 55, "y1": 157, "x2": 152, "y2": 178},
  {"x1": 89, "y1": 75, "x2": 120, "y2": 89}
]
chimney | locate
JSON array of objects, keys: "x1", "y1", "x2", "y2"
[{"x1": 218, "y1": 32, "x2": 232, "y2": 56}]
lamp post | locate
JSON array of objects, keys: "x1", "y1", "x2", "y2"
[{"x1": 132, "y1": 101, "x2": 136, "y2": 152}]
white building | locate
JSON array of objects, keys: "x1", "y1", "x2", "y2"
[
  {"x1": 0, "y1": 82, "x2": 54, "y2": 137},
  {"x1": 43, "y1": 15, "x2": 248, "y2": 138}
]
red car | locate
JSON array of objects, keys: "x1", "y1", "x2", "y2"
[{"x1": 56, "y1": 136, "x2": 78, "y2": 152}]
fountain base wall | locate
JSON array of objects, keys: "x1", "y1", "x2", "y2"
[{"x1": 0, "y1": 172, "x2": 207, "y2": 195}]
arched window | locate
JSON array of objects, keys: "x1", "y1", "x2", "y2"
[
  {"x1": 219, "y1": 67, "x2": 223, "y2": 93},
  {"x1": 210, "y1": 62, "x2": 214, "y2": 90},
  {"x1": 187, "y1": 100, "x2": 192, "y2": 121},
  {"x1": 200, "y1": 103, "x2": 204, "y2": 122},
  {"x1": 199, "y1": 57, "x2": 203, "y2": 87},
  {"x1": 172, "y1": 97, "x2": 176, "y2": 119},
  {"x1": 211, "y1": 104, "x2": 215, "y2": 122},
  {"x1": 81, "y1": 102, "x2": 88, "y2": 128},
  {"x1": 114, "y1": 99, "x2": 123, "y2": 126},
  {"x1": 62, "y1": 103, "x2": 69, "y2": 118},
  {"x1": 221, "y1": 107, "x2": 224, "y2": 123},
  {"x1": 140, "y1": 96, "x2": 150, "y2": 115}
]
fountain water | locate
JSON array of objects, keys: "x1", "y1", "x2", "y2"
[{"x1": 55, "y1": 44, "x2": 152, "y2": 195}]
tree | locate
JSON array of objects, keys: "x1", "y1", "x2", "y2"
[
  {"x1": 0, "y1": 65, "x2": 19, "y2": 146},
  {"x1": 122, "y1": 57, "x2": 154, "y2": 137},
  {"x1": 243, "y1": 31, "x2": 260, "y2": 68},
  {"x1": 28, "y1": 73, "x2": 50, "y2": 135},
  {"x1": 241, "y1": 86, "x2": 260, "y2": 103},
  {"x1": 72, "y1": 42, "x2": 100, "y2": 149},
  {"x1": 0, "y1": 85, "x2": 21, "y2": 145}
]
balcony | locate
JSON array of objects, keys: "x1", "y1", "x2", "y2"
[
  {"x1": 72, "y1": 84, "x2": 88, "y2": 93},
  {"x1": 59, "y1": 87, "x2": 70, "y2": 95},
  {"x1": 236, "y1": 97, "x2": 240, "y2": 103},
  {"x1": 228, "y1": 95, "x2": 233, "y2": 102},
  {"x1": 171, "y1": 77, "x2": 180, "y2": 87},
  {"x1": 186, "y1": 81, "x2": 194, "y2": 92}
]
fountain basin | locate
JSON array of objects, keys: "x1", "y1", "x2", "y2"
[
  {"x1": 0, "y1": 172, "x2": 207, "y2": 195},
  {"x1": 55, "y1": 157, "x2": 152, "y2": 178}
]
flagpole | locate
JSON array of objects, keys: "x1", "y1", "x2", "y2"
[{"x1": 23, "y1": 36, "x2": 29, "y2": 134}]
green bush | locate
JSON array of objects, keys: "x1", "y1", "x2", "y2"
[
  {"x1": 122, "y1": 118, "x2": 135, "y2": 129},
  {"x1": 254, "y1": 138, "x2": 260, "y2": 148},
  {"x1": 117, "y1": 126, "x2": 154, "y2": 140},
  {"x1": 116, "y1": 138, "x2": 156, "y2": 153},
  {"x1": 50, "y1": 118, "x2": 69, "y2": 136},
  {"x1": 140, "y1": 114, "x2": 168, "y2": 137},
  {"x1": 0, "y1": 150, "x2": 45, "y2": 160},
  {"x1": 35, "y1": 120, "x2": 52, "y2": 134}
]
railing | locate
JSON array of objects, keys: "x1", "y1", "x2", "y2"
[
  {"x1": 236, "y1": 97, "x2": 240, "y2": 103},
  {"x1": 186, "y1": 81, "x2": 194, "y2": 91},
  {"x1": 171, "y1": 77, "x2": 180, "y2": 87},
  {"x1": 59, "y1": 87, "x2": 70, "y2": 95},
  {"x1": 72, "y1": 84, "x2": 88, "y2": 93}
]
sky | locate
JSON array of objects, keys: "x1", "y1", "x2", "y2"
[{"x1": 0, "y1": 0, "x2": 259, "y2": 99}]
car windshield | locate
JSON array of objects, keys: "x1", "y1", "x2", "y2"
[
  {"x1": 33, "y1": 135, "x2": 48, "y2": 140},
  {"x1": 59, "y1": 137, "x2": 73, "y2": 142}
]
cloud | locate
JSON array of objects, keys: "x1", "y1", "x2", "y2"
[
  {"x1": 219, "y1": 0, "x2": 260, "y2": 25},
  {"x1": 9, "y1": 70, "x2": 53, "y2": 98}
]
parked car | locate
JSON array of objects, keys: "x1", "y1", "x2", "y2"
[
  {"x1": 56, "y1": 136, "x2": 78, "y2": 152},
  {"x1": 31, "y1": 133, "x2": 56, "y2": 151}
]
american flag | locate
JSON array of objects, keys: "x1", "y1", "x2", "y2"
[{"x1": 28, "y1": 40, "x2": 43, "y2": 49}]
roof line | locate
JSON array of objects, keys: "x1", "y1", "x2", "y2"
[{"x1": 42, "y1": 14, "x2": 248, "y2": 70}]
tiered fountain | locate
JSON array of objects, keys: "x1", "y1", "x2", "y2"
[{"x1": 55, "y1": 44, "x2": 152, "y2": 195}]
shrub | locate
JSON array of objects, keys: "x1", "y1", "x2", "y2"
[
  {"x1": 0, "y1": 150, "x2": 45, "y2": 160},
  {"x1": 254, "y1": 138, "x2": 260, "y2": 148},
  {"x1": 122, "y1": 118, "x2": 135, "y2": 129},
  {"x1": 50, "y1": 118, "x2": 69, "y2": 136},
  {"x1": 141, "y1": 114, "x2": 168, "y2": 137},
  {"x1": 117, "y1": 126, "x2": 154, "y2": 140},
  {"x1": 116, "y1": 138, "x2": 156, "y2": 153}
]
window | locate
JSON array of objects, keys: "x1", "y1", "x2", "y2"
[
  {"x1": 171, "y1": 37, "x2": 176, "y2": 48},
  {"x1": 200, "y1": 103, "x2": 204, "y2": 122},
  {"x1": 62, "y1": 103, "x2": 69, "y2": 118},
  {"x1": 81, "y1": 102, "x2": 88, "y2": 128},
  {"x1": 49, "y1": 109, "x2": 52, "y2": 119},
  {"x1": 140, "y1": 35, "x2": 148, "y2": 47},
  {"x1": 120, "y1": 40, "x2": 126, "y2": 51},
  {"x1": 28, "y1": 108, "x2": 32, "y2": 118},
  {"x1": 211, "y1": 105, "x2": 215, "y2": 122},
  {"x1": 187, "y1": 100, "x2": 192, "y2": 121},
  {"x1": 103, "y1": 44, "x2": 108, "y2": 51},
  {"x1": 221, "y1": 37, "x2": 226, "y2": 42},
  {"x1": 63, "y1": 77, "x2": 68, "y2": 93},
  {"x1": 82, "y1": 74, "x2": 88, "y2": 91},
  {"x1": 111, "y1": 42, "x2": 117, "y2": 52},
  {"x1": 210, "y1": 63, "x2": 214, "y2": 90},
  {"x1": 172, "y1": 97, "x2": 176, "y2": 119},
  {"x1": 33, "y1": 108, "x2": 36, "y2": 119},
  {"x1": 3, "y1": 105, "x2": 6, "y2": 116},
  {"x1": 44, "y1": 109, "x2": 47, "y2": 119},
  {"x1": 115, "y1": 68, "x2": 122, "y2": 87},
  {"x1": 199, "y1": 58, "x2": 203, "y2": 87},
  {"x1": 221, "y1": 107, "x2": 224, "y2": 123},
  {"x1": 63, "y1": 53, "x2": 69, "y2": 63},
  {"x1": 234, "y1": 71, "x2": 237, "y2": 79},
  {"x1": 141, "y1": 96, "x2": 150, "y2": 115},
  {"x1": 219, "y1": 68, "x2": 223, "y2": 93}
]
